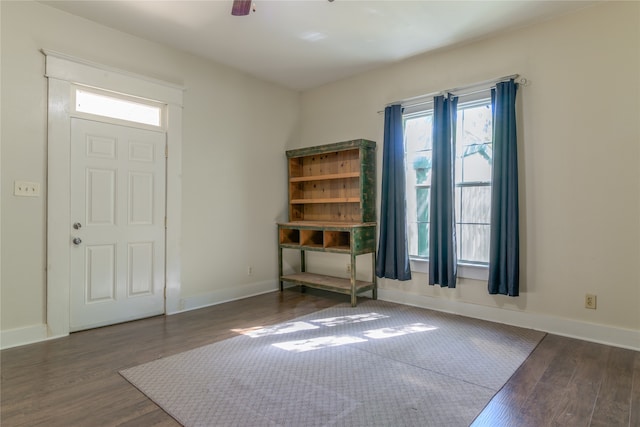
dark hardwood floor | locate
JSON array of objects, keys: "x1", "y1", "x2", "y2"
[{"x1": 1, "y1": 288, "x2": 638, "y2": 427}]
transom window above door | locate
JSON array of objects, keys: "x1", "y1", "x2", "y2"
[{"x1": 73, "y1": 85, "x2": 164, "y2": 128}]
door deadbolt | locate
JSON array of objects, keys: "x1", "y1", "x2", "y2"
[{"x1": 73, "y1": 222, "x2": 82, "y2": 230}]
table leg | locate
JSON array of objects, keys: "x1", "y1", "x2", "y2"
[
  {"x1": 372, "y1": 251, "x2": 377, "y2": 300},
  {"x1": 300, "y1": 250, "x2": 306, "y2": 293},
  {"x1": 278, "y1": 246, "x2": 283, "y2": 291},
  {"x1": 350, "y1": 253, "x2": 357, "y2": 307}
]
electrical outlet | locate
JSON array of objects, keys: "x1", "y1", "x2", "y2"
[
  {"x1": 14, "y1": 180, "x2": 40, "y2": 197},
  {"x1": 247, "y1": 266, "x2": 253, "y2": 276},
  {"x1": 346, "y1": 264, "x2": 351, "y2": 273},
  {"x1": 585, "y1": 293, "x2": 597, "y2": 309}
]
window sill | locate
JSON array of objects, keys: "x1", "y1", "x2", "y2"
[{"x1": 409, "y1": 258, "x2": 488, "y2": 281}]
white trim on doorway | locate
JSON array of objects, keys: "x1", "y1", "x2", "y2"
[{"x1": 43, "y1": 50, "x2": 184, "y2": 339}]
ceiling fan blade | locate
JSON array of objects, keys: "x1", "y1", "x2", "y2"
[{"x1": 231, "y1": 0, "x2": 251, "y2": 16}]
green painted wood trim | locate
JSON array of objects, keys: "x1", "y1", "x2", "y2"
[
  {"x1": 281, "y1": 245, "x2": 349, "y2": 254},
  {"x1": 351, "y1": 226, "x2": 377, "y2": 255},
  {"x1": 360, "y1": 145, "x2": 377, "y2": 223},
  {"x1": 286, "y1": 139, "x2": 376, "y2": 158},
  {"x1": 277, "y1": 223, "x2": 376, "y2": 231}
]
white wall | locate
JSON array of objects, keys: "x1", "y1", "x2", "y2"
[
  {"x1": 0, "y1": 1, "x2": 298, "y2": 345},
  {"x1": 294, "y1": 2, "x2": 640, "y2": 349}
]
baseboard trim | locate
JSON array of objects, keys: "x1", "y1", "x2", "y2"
[
  {"x1": 1, "y1": 281, "x2": 279, "y2": 349},
  {"x1": 0, "y1": 324, "x2": 64, "y2": 350},
  {"x1": 5, "y1": 285, "x2": 635, "y2": 352},
  {"x1": 378, "y1": 288, "x2": 640, "y2": 351},
  {"x1": 170, "y1": 280, "x2": 279, "y2": 314}
]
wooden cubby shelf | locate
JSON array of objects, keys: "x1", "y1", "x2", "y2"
[
  {"x1": 277, "y1": 139, "x2": 377, "y2": 307},
  {"x1": 289, "y1": 171, "x2": 360, "y2": 182},
  {"x1": 324, "y1": 231, "x2": 350, "y2": 250},
  {"x1": 300, "y1": 229, "x2": 324, "y2": 247},
  {"x1": 279, "y1": 228, "x2": 300, "y2": 246}
]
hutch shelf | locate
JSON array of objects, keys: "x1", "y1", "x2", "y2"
[{"x1": 277, "y1": 139, "x2": 377, "y2": 306}]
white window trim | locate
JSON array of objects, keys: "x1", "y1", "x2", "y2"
[{"x1": 43, "y1": 49, "x2": 184, "y2": 338}]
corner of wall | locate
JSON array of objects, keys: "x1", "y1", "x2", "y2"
[{"x1": 168, "y1": 280, "x2": 279, "y2": 315}]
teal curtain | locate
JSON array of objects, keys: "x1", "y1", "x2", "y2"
[
  {"x1": 488, "y1": 80, "x2": 519, "y2": 296},
  {"x1": 429, "y1": 95, "x2": 458, "y2": 287},
  {"x1": 376, "y1": 105, "x2": 412, "y2": 280}
]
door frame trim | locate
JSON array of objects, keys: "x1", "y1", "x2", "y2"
[{"x1": 44, "y1": 50, "x2": 184, "y2": 338}]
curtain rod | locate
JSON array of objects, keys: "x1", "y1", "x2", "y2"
[{"x1": 378, "y1": 74, "x2": 523, "y2": 113}]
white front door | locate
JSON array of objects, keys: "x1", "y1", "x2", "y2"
[{"x1": 69, "y1": 118, "x2": 166, "y2": 332}]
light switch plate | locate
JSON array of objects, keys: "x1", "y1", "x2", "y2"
[{"x1": 14, "y1": 181, "x2": 40, "y2": 197}]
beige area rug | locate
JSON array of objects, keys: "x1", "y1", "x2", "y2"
[{"x1": 120, "y1": 300, "x2": 545, "y2": 426}]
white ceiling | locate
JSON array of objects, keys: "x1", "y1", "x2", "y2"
[{"x1": 42, "y1": 0, "x2": 597, "y2": 91}]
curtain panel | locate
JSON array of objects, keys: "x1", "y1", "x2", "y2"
[
  {"x1": 428, "y1": 95, "x2": 458, "y2": 287},
  {"x1": 488, "y1": 80, "x2": 520, "y2": 296},
  {"x1": 376, "y1": 105, "x2": 412, "y2": 280}
]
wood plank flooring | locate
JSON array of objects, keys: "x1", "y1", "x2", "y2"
[{"x1": 1, "y1": 288, "x2": 638, "y2": 427}]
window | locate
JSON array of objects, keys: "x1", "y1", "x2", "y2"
[
  {"x1": 405, "y1": 96, "x2": 493, "y2": 267},
  {"x1": 73, "y1": 86, "x2": 164, "y2": 128}
]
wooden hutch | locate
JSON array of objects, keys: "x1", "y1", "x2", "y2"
[{"x1": 277, "y1": 139, "x2": 377, "y2": 306}]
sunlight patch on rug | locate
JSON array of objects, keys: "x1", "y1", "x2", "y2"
[
  {"x1": 310, "y1": 312, "x2": 389, "y2": 327},
  {"x1": 273, "y1": 334, "x2": 368, "y2": 352},
  {"x1": 363, "y1": 322, "x2": 438, "y2": 339},
  {"x1": 233, "y1": 321, "x2": 320, "y2": 338}
]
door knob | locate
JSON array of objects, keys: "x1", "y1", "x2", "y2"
[
  {"x1": 72, "y1": 237, "x2": 82, "y2": 245},
  {"x1": 73, "y1": 222, "x2": 82, "y2": 230}
]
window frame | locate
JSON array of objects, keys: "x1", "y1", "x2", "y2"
[
  {"x1": 71, "y1": 84, "x2": 166, "y2": 130},
  {"x1": 404, "y1": 92, "x2": 493, "y2": 281}
]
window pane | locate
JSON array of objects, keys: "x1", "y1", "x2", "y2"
[
  {"x1": 408, "y1": 222, "x2": 418, "y2": 256},
  {"x1": 417, "y1": 223, "x2": 429, "y2": 257},
  {"x1": 416, "y1": 187, "x2": 430, "y2": 222},
  {"x1": 407, "y1": 151, "x2": 432, "y2": 185},
  {"x1": 454, "y1": 186, "x2": 461, "y2": 223},
  {"x1": 406, "y1": 184, "x2": 417, "y2": 225},
  {"x1": 76, "y1": 89, "x2": 162, "y2": 127},
  {"x1": 455, "y1": 224, "x2": 461, "y2": 261},
  {"x1": 460, "y1": 143, "x2": 492, "y2": 183},
  {"x1": 460, "y1": 224, "x2": 490, "y2": 263},
  {"x1": 460, "y1": 104, "x2": 492, "y2": 144},
  {"x1": 460, "y1": 186, "x2": 491, "y2": 223},
  {"x1": 458, "y1": 103, "x2": 492, "y2": 184},
  {"x1": 405, "y1": 115, "x2": 433, "y2": 152}
]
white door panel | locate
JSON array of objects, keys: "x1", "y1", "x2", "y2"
[
  {"x1": 85, "y1": 244, "x2": 116, "y2": 302},
  {"x1": 86, "y1": 168, "x2": 116, "y2": 225},
  {"x1": 70, "y1": 118, "x2": 166, "y2": 331}
]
